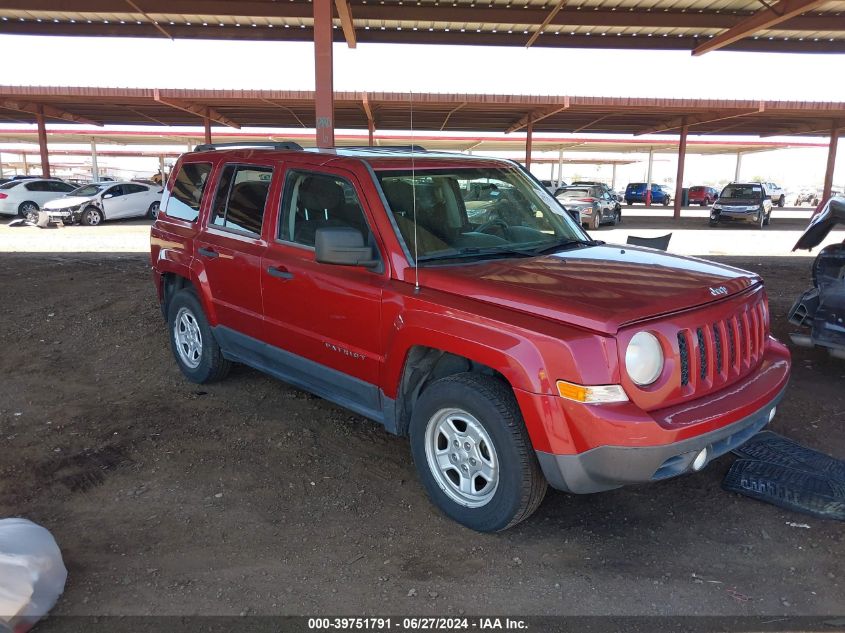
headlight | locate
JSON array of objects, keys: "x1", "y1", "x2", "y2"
[
  {"x1": 625, "y1": 331, "x2": 664, "y2": 386},
  {"x1": 747, "y1": 205, "x2": 760, "y2": 212}
]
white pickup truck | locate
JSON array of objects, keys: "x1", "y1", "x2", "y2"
[{"x1": 762, "y1": 182, "x2": 786, "y2": 207}]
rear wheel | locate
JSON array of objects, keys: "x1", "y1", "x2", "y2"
[
  {"x1": 167, "y1": 289, "x2": 231, "y2": 383},
  {"x1": 81, "y1": 206, "x2": 104, "y2": 226},
  {"x1": 409, "y1": 373, "x2": 547, "y2": 532},
  {"x1": 19, "y1": 201, "x2": 39, "y2": 223},
  {"x1": 147, "y1": 201, "x2": 160, "y2": 219}
]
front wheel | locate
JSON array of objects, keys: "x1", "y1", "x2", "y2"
[
  {"x1": 662, "y1": 196, "x2": 671, "y2": 206},
  {"x1": 81, "y1": 206, "x2": 104, "y2": 226},
  {"x1": 757, "y1": 210, "x2": 765, "y2": 229},
  {"x1": 167, "y1": 289, "x2": 231, "y2": 383},
  {"x1": 591, "y1": 213, "x2": 601, "y2": 230},
  {"x1": 709, "y1": 219, "x2": 719, "y2": 227},
  {"x1": 19, "y1": 201, "x2": 39, "y2": 223},
  {"x1": 612, "y1": 209, "x2": 621, "y2": 225},
  {"x1": 777, "y1": 195, "x2": 785, "y2": 208},
  {"x1": 763, "y1": 209, "x2": 771, "y2": 226},
  {"x1": 409, "y1": 373, "x2": 547, "y2": 532}
]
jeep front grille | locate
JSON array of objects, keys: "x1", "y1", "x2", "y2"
[{"x1": 676, "y1": 301, "x2": 767, "y2": 393}]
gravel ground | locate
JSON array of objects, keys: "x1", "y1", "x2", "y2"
[{"x1": 0, "y1": 253, "x2": 842, "y2": 620}]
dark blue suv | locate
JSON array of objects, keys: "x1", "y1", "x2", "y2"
[{"x1": 625, "y1": 183, "x2": 671, "y2": 206}]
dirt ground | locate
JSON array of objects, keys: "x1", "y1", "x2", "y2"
[{"x1": 0, "y1": 253, "x2": 842, "y2": 619}]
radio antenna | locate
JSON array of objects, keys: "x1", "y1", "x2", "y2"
[{"x1": 410, "y1": 91, "x2": 419, "y2": 292}]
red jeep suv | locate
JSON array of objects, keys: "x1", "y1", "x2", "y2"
[{"x1": 150, "y1": 143, "x2": 791, "y2": 532}]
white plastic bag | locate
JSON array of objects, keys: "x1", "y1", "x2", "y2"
[{"x1": 0, "y1": 519, "x2": 67, "y2": 633}]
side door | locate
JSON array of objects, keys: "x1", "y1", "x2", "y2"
[
  {"x1": 194, "y1": 162, "x2": 276, "y2": 343},
  {"x1": 260, "y1": 167, "x2": 385, "y2": 418},
  {"x1": 122, "y1": 183, "x2": 153, "y2": 217},
  {"x1": 101, "y1": 185, "x2": 132, "y2": 218},
  {"x1": 23, "y1": 180, "x2": 53, "y2": 206}
]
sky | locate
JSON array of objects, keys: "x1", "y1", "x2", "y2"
[{"x1": 0, "y1": 33, "x2": 843, "y2": 189}]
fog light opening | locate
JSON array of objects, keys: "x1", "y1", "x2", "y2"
[
  {"x1": 768, "y1": 407, "x2": 777, "y2": 423},
  {"x1": 691, "y1": 448, "x2": 709, "y2": 472}
]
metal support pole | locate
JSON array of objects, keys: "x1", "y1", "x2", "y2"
[
  {"x1": 823, "y1": 123, "x2": 840, "y2": 203},
  {"x1": 611, "y1": 163, "x2": 617, "y2": 191},
  {"x1": 368, "y1": 120, "x2": 375, "y2": 147},
  {"x1": 734, "y1": 152, "x2": 743, "y2": 181},
  {"x1": 0, "y1": 152, "x2": 3, "y2": 178},
  {"x1": 22, "y1": 152, "x2": 29, "y2": 175},
  {"x1": 159, "y1": 156, "x2": 166, "y2": 185},
  {"x1": 35, "y1": 105, "x2": 50, "y2": 178},
  {"x1": 314, "y1": 0, "x2": 335, "y2": 148},
  {"x1": 204, "y1": 110, "x2": 212, "y2": 145},
  {"x1": 525, "y1": 115, "x2": 533, "y2": 170},
  {"x1": 673, "y1": 122, "x2": 688, "y2": 219},
  {"x1": 90, "y1": 138, "x2": 99, "y2": 182},
  {"x1": 645, "y1": 148, "x2": 654, "y2": 207},
  {"x1": 557, "y1": 149, "x2": 564, "y2": 188}
]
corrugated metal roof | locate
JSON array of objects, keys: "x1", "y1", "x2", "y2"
[{"x1": 0, "y1": 0, "x2": 843, "y2": 53}]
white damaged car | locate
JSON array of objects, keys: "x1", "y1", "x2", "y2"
[{"x1": 42, "y1": 181, "x2": 163, "y2": 226}]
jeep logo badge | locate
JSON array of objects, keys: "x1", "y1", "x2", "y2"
[{"x1": 709, "y1": 286, "x2": 728, "y2": 296}]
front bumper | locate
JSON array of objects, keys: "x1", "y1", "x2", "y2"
[
  {"x1": 712, "y1": 207, "x2": 762, "y2": 222},
  {"x1": 536, "y1": 386, "x2": 785, "y2": 493},
  {"x1": 43, "y1": 208, "x2": 80, "y2": 223}
]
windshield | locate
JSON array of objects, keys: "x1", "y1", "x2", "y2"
[
  {"x1": 71, "y1": 184, "x2": 108, "y2": 197},
  {"x1": 0, "y1": 181, "x2": 21, "y2": 190},
  {"x1": 557, "y1": 187, "x2": 592, "y2": 198},
  {"x1": 720, "y1": 184, "x2": 763, "y2": 200},
  {"x1": 375, "y1": 166, "x2": 589, "y2": 263}
]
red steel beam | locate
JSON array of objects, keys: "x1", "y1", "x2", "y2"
[
  {"x1": 334, "y1": 0, "x2": 357, "y2": 48},
  {"x1": 692, "y1": 0, "x2": 828, "y2": 56},
  {"x1": 0, "y1": 99, "x2": 101, "y2": 126},
  {"x1": 674, "y1": 121, "x2": 688, "y2": 220},
  {"x1": 153, "y1": 90, "x2": 240, "y2": 128},
  {"x1": 204, "y1": 109, "x2": 212, "y2": 144},
  {"x1": 314, "y1": 0, "x2": 335, "y2": 148},
  {"x1": 637, "y1": 106, "x2": 763, "y2": 135},
  {"x1": 35, "y1": 105, "x2": 50, "y2": 178},
  {"x1": 506, "y1": 99, "x2": 569, "y2": 134},
  {"x1": 823, "y1": 123, "x2": 840, "y2": 203},
  {"x1": 525, "y1": 115, "x2": 533, "y2": 170},
  {"x1": 525, "y1": 0, "x2": 567, "y2": 48}
]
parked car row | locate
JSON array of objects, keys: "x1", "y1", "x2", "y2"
[{"x1": 0, "y1": 178, "x2": 163, "y2": 225}]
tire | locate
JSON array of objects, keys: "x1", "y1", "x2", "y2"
[
  {"x1": 757, "y1": 210, "x2": 765, "y2": 229},
  {"x1": 625, "y1": 199, "x2": 633, "y2": 206},
  {"x1": 408, "y1": 373, "x2": 547, "y2": 532},
  {"x1": 777, "y1": 195, "x2": 785, "y2": 208},
  {"x1": 166, "y1": 288, "x2": 231, "y2": 384},
  {"x1": 612, "y1": 209, "x2": 621, "y2": 226},
  {"x1": 709, "y1": 219, "x2": 719, "y2": 227},
  {"x1": 18, "y1": 201, "x2": 39, "y2": 223},
  {"x1": 81, "y1": 206, "x2": 104, "y2": 226},
  {"x1": 763, "y1": 209, "x2": 771, "y2": 226},
  {"x1": 662, "y1": 196, "x2": 671, "y2": 206},
  {"x1": 591, "y1": 212, "x2": 601, "y2": 230},
  {"x1": 147, "y1": 201, "x2": 160, "y2": 219}
]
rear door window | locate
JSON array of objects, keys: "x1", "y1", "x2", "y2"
[
  {"x1": 164, "y1": 162, "x2": 212, "y2": 223},
  {"x1": 209, "y1": 164, "x2": 273, "y2": 237},
  {"x1": 25, "y1": 181, "x2": 49, "y2": 192}
]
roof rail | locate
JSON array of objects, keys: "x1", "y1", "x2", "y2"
[
  {"x1": 340, "y1": 145, "x2": 428, "y2": 153},
  {"x1": 193, "y1": 141, "x2": 304, "y2": 152}
]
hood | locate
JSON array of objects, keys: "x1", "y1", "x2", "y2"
[
  {"x1": 418, "y1": 244, "x2": 760, "y2": 335},
  {"x1": 43, "y1": 196, "x2": 93, "y2": 210},
  {"x1": 793, "y1": 196, "x2": 845, "y2": 251}
]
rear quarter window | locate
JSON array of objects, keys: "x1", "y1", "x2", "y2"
[{"x1": 163, "y1": 162, "x2": 212, "y2": 222}]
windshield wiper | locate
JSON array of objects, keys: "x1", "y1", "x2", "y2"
[
  {"x1": 418, "y1": 246, "x2": 537, "y2": 263},
  {"x1": 531, "y1": 238, "x2": 600, "y2": 255}
]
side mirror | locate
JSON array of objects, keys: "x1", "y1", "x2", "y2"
[
  {"x1": 103, "y1": 193, "x2": 113, "y2": 199},
  {"x1": 315, "y1": 227, "x2": 379, "y2": 268}
]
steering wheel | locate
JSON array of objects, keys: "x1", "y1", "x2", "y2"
[{"x1": 476, "y1": 217, "x2": 510, "y2": 237}]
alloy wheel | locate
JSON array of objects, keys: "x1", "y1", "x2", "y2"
[{"x1": 424, "y1": 407, "x2": 499, "y2": 508}]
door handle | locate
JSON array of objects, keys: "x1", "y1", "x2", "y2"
[
  {"x1": 197, "y1": 247, "x2": 219, "y2": 259},
  {"x1": 267, "y1": 266, "x2": 294, "y2": 280}
]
